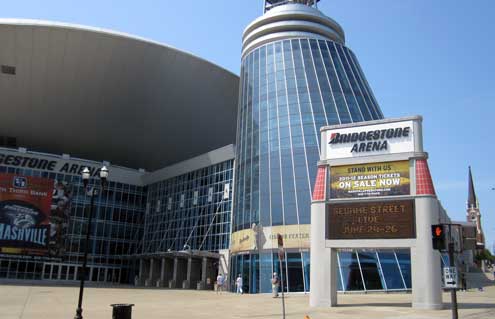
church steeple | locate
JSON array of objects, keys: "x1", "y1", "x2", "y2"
[
  {"x1": 466, "y1": 166, "x2": 485, "y2": 249},
  {"x1": 467, "y1": 166, "x2": 478, "y2": 209}
]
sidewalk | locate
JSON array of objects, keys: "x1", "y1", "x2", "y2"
[{"x1": 2, "y1": 282, "x2": 494, "y2": 319}]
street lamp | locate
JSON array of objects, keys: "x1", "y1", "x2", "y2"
[{"x1": 74, "y1": 166, "x2": 108, "y2": 319}]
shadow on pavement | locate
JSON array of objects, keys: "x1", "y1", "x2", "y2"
[{"x1": 337, "y1": 302, "x2": 412, "y2": 308}]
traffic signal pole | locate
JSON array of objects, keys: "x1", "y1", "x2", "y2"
[{"x1": 448, "y1": 225, "x2": 458, "y2": 319}]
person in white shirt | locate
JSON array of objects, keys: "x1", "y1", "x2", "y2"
[
  {"x1": 216, "y1": 273, "x2": 224, "y2": 293},
  {"x1": 271, "y1": 272, "x2": 280, "y2": 298},
  {"x1": 236, "y1": 274, "x2": 243, "y2": 294}
]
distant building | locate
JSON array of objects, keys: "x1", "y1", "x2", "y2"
[{"x1": 466, "y1": 166, "x2": 485, "y2": 250}]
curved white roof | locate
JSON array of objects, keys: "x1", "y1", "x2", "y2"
[{"x1": 0, "y1": 19, "x2": 239, "y2": 170}]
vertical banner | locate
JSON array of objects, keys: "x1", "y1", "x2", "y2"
[
  {"x1": 180, "y1": 194, "x2": 185, "y2": 208},
  {"x1": 208, "y1": 187, "x2": 213, "y2": 203},
  {"x1": 167, "y1": 197, "x2": 172, "y2": 211},
  {"x1": 0, "y1": 174, "x2": 54, "y2": 255},
  {"x1": 193, "y1": 191, "x2": 199, "y2": 205},
  {"x1": 49, "y1": 179, "x2": 72, "y2": 256},
  {"x1": 223, "y1": 183, "x2": 230, "y2": 200}
]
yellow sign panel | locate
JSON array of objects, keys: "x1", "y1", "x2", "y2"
[
  {"x1": 230, "y1": 224, "x2": 310, "y2": 253},
  {"x1": 330, "y1": 161, "x2": 410, "y2": 198},
  {"x1": 230, "y1": 228, "x2": 256, "y2": 253}
]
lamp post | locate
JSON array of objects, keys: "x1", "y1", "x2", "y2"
[{"x1": 74, "y1": 166, "x2": 108, "y2": 319}]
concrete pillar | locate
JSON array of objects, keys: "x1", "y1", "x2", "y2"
[
  {"x1": 145, "y1": 258, "x2": 161, "y2": 287},
  {"x1": 171, "y1": 257, "x2": 188, "y2": 288},
  {"x1": 139, "y1": 259, "x2": 150, "y2": 287},
  {"x1": 183, "y1": 257, "x2": 202, "y2": 289},
  {"x1": 198, "y1": 257, "x2": 217, "y2": 290},
  {"x1": 145, "y1": 259, "x2": 153, "y2": 287},
  {"x1": 138, "y1": 259, "x2": 143, "y2": 284},
  {"x1": 169, "y1": 258, "x2": 179, "y2": 288},
  {"x1": 411, "y1": 197, "x2": 443, "y2": 310},
  {"x1": 310, "y1": 201, "x2": 337, "y2": 307},
  {"x1": 184, "y1": 258, "x2": 193, "y2": 289},
  {"x1": 178, "y1": 258, "x2": 188, "y2": 288},
  {"x1": 159, "y1": 258, "x2": 173, "y2": 287}
]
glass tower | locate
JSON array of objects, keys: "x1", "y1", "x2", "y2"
[{"x1": 232, "y1": 1, "x2": 390, "y2": 293}]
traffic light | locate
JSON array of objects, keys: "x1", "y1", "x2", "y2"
[{"x1": 431, "y1": 224, "x2": 446, "y2": 250}]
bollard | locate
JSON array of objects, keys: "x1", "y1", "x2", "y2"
[{"x1": 110, "y1": 303, "x2": 134, "y2": 319}]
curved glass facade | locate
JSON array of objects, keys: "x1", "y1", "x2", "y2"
[
  {"x1": 229, "y1": 249, "x2": 412, "y2": 293},
  {"x1": 232, "y1": 38, "x2": 384, "y2": 293}
]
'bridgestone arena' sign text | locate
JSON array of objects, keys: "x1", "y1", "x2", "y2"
[
  {"x1": 329, "y1": 127, "x2": 410, "y2": 153},
  {"x1": 325, "y1": 120, "x2": 415, "y2": 160}
]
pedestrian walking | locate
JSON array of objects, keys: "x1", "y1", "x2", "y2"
[
  {"x1": 461, "y1": 272, "x2": 467, "y2": 291},
  {"x1": 236, "y1": 274, "x2": 243, "y2": 294},
  {"x1": 271, "y1": 272, "x2": 280, "y2": 298},
  {"x1": 216, "y1": 273, "x2": 224, "y2": 294}
]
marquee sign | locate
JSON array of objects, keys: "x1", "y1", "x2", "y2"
[
  {"x1": 327, "y1": 200, "x2": 416, "y2": 240},
  {"x1": 330, "y1": 161, "x2": 410, "y2": 198},
  {"x1": 325, "y1": 120, "x2": 415, "y2": 160}
]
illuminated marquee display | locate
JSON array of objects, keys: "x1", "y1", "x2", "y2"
[
  {"x1": 330, "y1": 161, "x2": 410, "y2": 198},
  {"x1": 327, "y1": 200, "x2": 416, "y2": 240}
]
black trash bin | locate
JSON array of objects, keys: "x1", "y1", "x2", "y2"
[{"x1": 110, "y1": 303, "x2": 134, "y2": 319}]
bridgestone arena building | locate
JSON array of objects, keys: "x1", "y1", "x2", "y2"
[{"x1": 0, "y1": 1, "x2": 462, "y2": 294}]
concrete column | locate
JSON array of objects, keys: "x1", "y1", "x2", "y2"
[
  {"x1": 139, "y1": 259, "x2": 150, "y2": 287},
  {"x1": 191, "y1": 258, "x2": 202, "y2": 289},
  {"x1": 138, "y1": 259, "x2": 143, "y2": 286},
  {"x1": 150, "y1": 258, "x2": 161, "y2": 287},
  {"x1": 171, "y1": 257, "x2": 188, "y2": 288},
  {"x1": 184, "y1": 258, "x2": 193, "y2": 289},
  {"x1": 199, "y1": 258, "x2": 208, "y2": 290},
  {"x1": 145, "y1": 259, "x2": 154, "y2": 287},
  {"x1": 411, "y1": 197, "x2": 443, "y2": 310},
  {"x1": 310, "y1": 201, "x2": 336, "y2": 307},
  {"x1": 145, "y1": 259, "x2": 158, "y2": 287},
  {"x1": 169, "y1": 258, "x2": 179, "y2": 288},
  {"x1": 158, "y1": 257, "x2": 173, "y2": 287},
  {"x1": 177, "y1": 258, "x2": 188, "y2": 288}
]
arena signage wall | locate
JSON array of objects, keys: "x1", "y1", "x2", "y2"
[
  {"x1": 311, "y1": 116, "x2": 445, "y2": 310},
  {"x1": 230, "y1": 224, "x2": 310, "y2": 253},
  {"x1": 0, "y1": 152, "x2": 103, "y2": 177},
  {"x1": 0, "y1": 148, "x2": 144, "y2": 186}
]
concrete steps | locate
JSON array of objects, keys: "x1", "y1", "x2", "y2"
[{"x1": 464, "y1": 272, "x2": 494, "y2": 289}]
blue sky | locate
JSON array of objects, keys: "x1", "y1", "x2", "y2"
[{"x1": 3, "y1": 0, "x2": 494, "y2": 251}]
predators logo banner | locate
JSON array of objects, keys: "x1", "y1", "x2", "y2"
[
  {"x1": 0, "y1": 174, "x2": 54, "y2": 256},
  {"x1": 330, "y1": 161, "x2": 410, "y2": 199}
]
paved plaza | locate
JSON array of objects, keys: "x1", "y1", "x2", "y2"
[{"x1": 2, "y1": 275, "x2": 494, "y2": 319}]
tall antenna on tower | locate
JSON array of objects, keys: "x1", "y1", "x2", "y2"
[{"x1": 264, "y1": 0, "x2": 320, "y2": 13}]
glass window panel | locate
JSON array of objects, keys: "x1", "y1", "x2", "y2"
[
  {"x1": 377, "y1": 251, "x2": 405, "y2": 290},
  {"x1": 395, "y1": 250, "x2": 412, "y2": 288},
  {"x1": 338, "y1": 250, "x2": 364, "y2": 291},
  {"x1": 357, "y1": 251, "x2": 384, "y2": 290}
]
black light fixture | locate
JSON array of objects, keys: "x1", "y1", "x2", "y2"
[{"x1": 74, "y1": 165, "x2": 109, "y2": 319}]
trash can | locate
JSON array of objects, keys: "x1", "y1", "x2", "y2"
[{"x1": 110, "y1": 304, "x2": 134, "y2": 319}]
